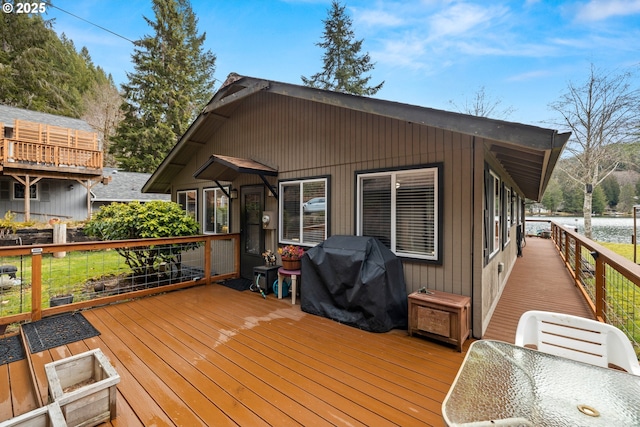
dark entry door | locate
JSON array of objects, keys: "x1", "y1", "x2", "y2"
[{"x1": 240, "y1": 185, "x2": 265, "y2": 279}]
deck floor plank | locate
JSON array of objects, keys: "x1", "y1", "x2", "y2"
[
  {"x1": 1, "y1": 237, "x2": 605, "y2": 426},
  {"x1": 7, "y1": 359, "x2": 37, "y2": 416},
  {"x1": 82, "y1": 311, "x2": 202, "y2": 427},
  {"x1": 132, "y1": 292, "x2": 341, "y2": 426},
  {"x1": 483, "y1": 238, "x2": 595, "y2": 342},
  {"x1": 0, "y1": 365, "x2": 12, "y2": 419},
  {"x1": 203, "y1": 289, "x2": 455, "y2": 424}
]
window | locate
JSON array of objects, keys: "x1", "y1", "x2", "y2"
[
  {"x1": 484, "y1": 169, "x2": 501, "y2": 259},
  {"x1": 279, "y1": 177, "x2": 328, "y2": 246},
  {"x1": 203, "y1": 187, "x2": 229, "y2": 233},
  {"x1": 177, "y1": 190, "x2": 197, "y2": 220},
  {"x1": 505, "y1": 186, "x2": 511, "y2": 244},
  {"x1": 357, "y1": 165, "x2": 441, "y2": 261},
  {"x1": 13, "y1": 182, "x2": 38, "y2": 200}
]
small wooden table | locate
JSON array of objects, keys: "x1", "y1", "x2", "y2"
[
  {"x1": 408, "y1": 289, "x2": 470, "y2": 352},
  {"x1": 277, "y1": 267, "x2": 300, "y2": 304}
]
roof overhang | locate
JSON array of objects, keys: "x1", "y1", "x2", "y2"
[
  {"x1": 143, "y1": 74, "x2": 570, "y2": 201},
  {"x1": 193, "y1": 154, "x2": 277, "y2": 181}
]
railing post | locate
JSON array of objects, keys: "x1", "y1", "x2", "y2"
[
  {"x1": 573, "y1": 240, "x2": 581, "y2": 283},
  {"x1": 31, "y1": 247, "x2": 43, "y2": 321},
  {"x1": 204, "y1": 236, "x2": 212, "y2": 285},
  {"x1": 592, "y1": 250, "x2": 606, "y2": 321}
]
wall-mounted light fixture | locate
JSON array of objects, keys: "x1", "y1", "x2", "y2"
[
  {"x1": 230, "y1": 189, "x2": 238, "y2": 199},
  {"x1": 68, "y1": 184, "x2": 74, "y2": 191}
]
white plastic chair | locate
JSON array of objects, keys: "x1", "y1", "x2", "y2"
[{"x1": 515, "y1": 310, "x2": 640, "y2": 375}]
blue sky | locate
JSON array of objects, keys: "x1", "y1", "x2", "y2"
[{"x1": 41, "y1": 0, "x2": 640, "y2": 128}]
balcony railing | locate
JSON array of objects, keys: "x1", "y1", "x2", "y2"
[
  {"x1": 551, "y1": 222, "x2": 640, "y2": 355},
  {"x1": 0, "y1": 234, "x2": 240, "y2": 329},
  {"x1": 0, "y1": 119, "x2": 102, "y2": 171}
]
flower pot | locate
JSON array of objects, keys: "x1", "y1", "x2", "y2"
[{"x1": 281, "y1": 259, "x2": 301, "y2": 271}]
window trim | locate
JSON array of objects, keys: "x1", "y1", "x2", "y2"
[
  {"x1": 488, "y1": 169, "x2": 501, "y2": 259},
  {"x1": 355, "y1": 163, "x2": 443, "y2": 263},
  {"x1": 202, "y1": 186, "x2": 230, "y2": 234},
  {"x1": 176, "y1": 189, "x2": 198, "y2": 220},
  {"x1": 278, "y1": 176, "x2": 329, "y2": 247},
  {"x1": 12, "y1": 182, "x2": 38, "y2": 200}
]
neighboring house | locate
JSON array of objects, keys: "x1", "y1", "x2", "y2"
[
  {"x1": 143, "y1": 75, "x2": 570, "y2": 338},
  {"x1": 91, "y1": 168, "x2": 170, "y2": 213},
  {"x1": 0, "y1": 105, "x2": 107, "y2": 221}
]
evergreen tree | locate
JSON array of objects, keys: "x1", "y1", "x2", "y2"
[
  {"x1": 301, "y1": 0, "x2": 383, "y2": 96},
  {"x1": 111, "y1": 0, "x2": 216, "y2": 172},
  {"x1": 0, "y1": 13, "x2": 105, "y2": 117},
  {"x1": 601, "y1": 175, "x2": 620, "y2": 208}
]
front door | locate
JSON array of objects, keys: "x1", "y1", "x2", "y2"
[{"x1": 240, "y1": 185, "x2": 265, "y2": 279}]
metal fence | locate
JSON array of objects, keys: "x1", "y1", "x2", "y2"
[
  {"x1": 552, "y1": 223, "x2": 640, "y2": 357},
  {"x1": 0, "y1": 234, "x2": 239, "y2": 330}
]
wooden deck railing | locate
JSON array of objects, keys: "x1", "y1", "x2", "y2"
[
  {"x1": 0, "y1": 119, "x2": 102, "y2": 171},
  {"x1": 0, "y1": 234, "x2": 240, "y2": 328},
  {"x1": 551, "y1": 222, "x2": 640, "y2": 355},
  {"x1": 0, "y1": 139, "x2": 103, "y2": 170}
]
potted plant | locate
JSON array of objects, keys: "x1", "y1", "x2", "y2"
[{"x1": 278, "y1": 245, "x2": 304, "y2": 270}]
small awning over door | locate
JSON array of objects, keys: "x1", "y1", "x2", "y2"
[
  {"x1": 193, "y1": 154, "x2": 279, "y2": 198},
  {"x1": 193, "y1": 155, "x2": 278, "y2": 181}
]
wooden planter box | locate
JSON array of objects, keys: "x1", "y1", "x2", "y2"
[
  {"x1": 0, "y1": 402, "x2": 67, "y2": 427},
  {"x1": 45, "y1": 349, "x2": 119, "y2": 427}
]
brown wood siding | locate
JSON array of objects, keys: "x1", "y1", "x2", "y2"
[{"x1": 173, "y1": 92, "x2": 476, "y2": 297}]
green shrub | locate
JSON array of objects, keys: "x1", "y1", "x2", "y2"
[{"x1": 84, "y1": 201, "x2": 200, "y2": 280}]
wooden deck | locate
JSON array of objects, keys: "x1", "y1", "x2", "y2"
[
  {"x1": 483, "y1": 237, "x2": 595, "y2": 342},
  {"x1": 1, "y1": 237, "x2": 594, "y2": 426}
]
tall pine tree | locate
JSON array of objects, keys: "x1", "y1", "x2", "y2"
[
  {"x1": 302, "y1": 0, "x2": 383, "y2": 96},
  {"x1": 111, "y1": 0, "x2": 216, "y2": 172},
  {"x1": 0, "y1": 13, "x2": 108, "y2": 117}
]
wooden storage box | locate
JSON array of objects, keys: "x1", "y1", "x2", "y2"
[
  {"x1": 45, "y1": 349, "x2": 119, "y2": 427},
  {"x1": 0, "y1": 402, "x2": 67, "y2": 427},
  {"x1": 408, "y1": 290, "x2": 471, "y2": 352}
]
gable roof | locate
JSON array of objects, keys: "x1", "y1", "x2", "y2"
[
  {"x1": 0, "y1": 104, "x2": 95, "y2": 132},
  {"x1": 93, "y1": 168, "x2": 170, "y2": 202},
  {"x1": 143, "y1": 75, "x2": 570, "y2": 201}
]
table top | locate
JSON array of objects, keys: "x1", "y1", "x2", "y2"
[{"x1": 442, "y1": 340, "x2": 640, "y2": 426}]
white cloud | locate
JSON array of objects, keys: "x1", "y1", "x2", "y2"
[
  {"x1": 427, "y1": 3, "x2": 508, "y2": 40},
  {"x1": 575, "y1": 0, "x2": 640, "y2": 21}
]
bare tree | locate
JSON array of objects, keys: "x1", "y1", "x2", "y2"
[
  {"x1": 550, "y1": 64, "x2": 640, "y2": 238},
  {"x1": 449, "y1": 86, "x2": 515, "y2": 119},
  {"x1": 81, "y1": 78, "x2": 123, "y2": 167}
]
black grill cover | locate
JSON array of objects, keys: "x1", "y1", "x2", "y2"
[{"x1": 301, "y1": 236, "x2": 408, "y2": 332}]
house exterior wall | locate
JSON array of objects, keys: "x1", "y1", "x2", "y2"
[
  {"x1": 0, "y1": 178, "x2": 89, "y2": 221},
  {"x1": 170, "y1": 92, "x2": 480, "y2": 302}
]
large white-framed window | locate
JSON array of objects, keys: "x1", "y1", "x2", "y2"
[
  {"x1": 356, "y1": 165, "x2": 441, "y2": 262},
  {"x1": 13, "y1": 182, "x2": 38, "y2": 200},
  {"x1": 203, "y1": 187, "x2": 229, "y2": 234},
  {"x1": 177, "y1": 189, "x2": 197, "y2": 220},
  {"x1": 279, "y1": 177, "x2": 328, "y2": 246}
]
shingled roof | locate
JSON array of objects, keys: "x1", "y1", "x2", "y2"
[
  {"x1": 92, "y1": 168, "x2": 170, "y2": 202},
  {"x1": 0, "y1": 104, "x2": 95, "y2": 132}
]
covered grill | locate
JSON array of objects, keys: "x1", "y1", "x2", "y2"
[{"x1": 301, "y1": 236, "x2": 408, "y2": 332}]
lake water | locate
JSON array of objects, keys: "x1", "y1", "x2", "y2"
[{"x1": 526, "y1": 216, "x2": 637, "y2": 244}]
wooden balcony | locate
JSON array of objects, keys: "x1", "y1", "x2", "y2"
[
  {"x1": 0, "y1": 119, "x2": 102, "y2": 179},
  {"x1": 0, "y1": 238, "x2": 596, "y2": 426}
]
